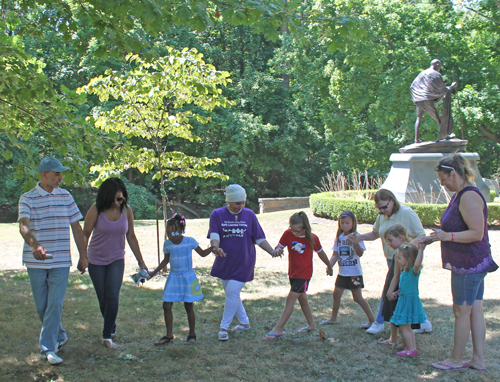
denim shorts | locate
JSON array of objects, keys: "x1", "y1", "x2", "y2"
[{"x1": 451, "y1": 272, "x2": 486, "y2": 306}]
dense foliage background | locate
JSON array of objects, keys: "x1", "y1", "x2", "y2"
[{"x1": 2, "y1": 0, "x2": 500, "y2": 219}]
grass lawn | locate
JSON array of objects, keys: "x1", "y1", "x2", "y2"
[{"x1": 1, "y1": 208, "x2": 499, "y2": 382}]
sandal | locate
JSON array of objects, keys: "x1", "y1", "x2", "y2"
[
  {"x1": 377, "y1": 338, "x2": 398, "y2": 346},
  {"x1": 360, "y1": 322, "x2": 371, "y2": 329},
  {"x1": 218, "y1": 330, "x2": 229, "y2": 341},
  {"x1": 231, "y1": 324, "x2": 251, "y2": 333},
  {"x1": 102, "y1": 338, "x2": 119, "y2": 349},
  {"x1": 184, "y1": 335, "x2": 196, "y2": 345},
  {"x1": 155, "y1": 336, "x2": 174, "y2": 345}
]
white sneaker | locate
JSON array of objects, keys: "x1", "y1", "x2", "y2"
[
  {"x1": 365, "y1": 321, "x2": 385, "y2": 335},
  {"x1": 413, "y1": 319, "x2": 432, "y2": 334},
  {"x1": 46, "y1": 351, "x2": 63, "y2": 365},
  {"x1": 55, "y1": 337, "x2": 69, "y2": 354}
]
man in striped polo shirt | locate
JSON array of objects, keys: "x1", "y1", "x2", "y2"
[{"x1": 18, "y1": 157, "x2": 87, "y2": 365}]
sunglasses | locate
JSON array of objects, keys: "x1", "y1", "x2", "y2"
[
  {"x1": 115, "y1": 197, "x2": 125, "y2": 202},
  {"x1": 376, "y1": 200, "x2": 391, "y2": 211},
  {"x1": 439, "y1": 164, "x2": 455, "y2": 172}
]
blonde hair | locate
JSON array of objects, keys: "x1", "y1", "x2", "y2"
[
  {"x1": 289, "y1": 211, "x2": 315, "y2": 250},
  {"x1": 435, "y1": 154, "x2": 475, "y2": 184},
  {"x1": 374, "y1": 189, "x2": 400, "y2": 214},
  {"x1": 398, "y1": 244, "x2": 419, "y2": 272},
  {"x1": 384, "y1": 224, "x2": 410, "y2": 243},
  {"x1": 336, "y1": 210, "x2": 358, "y2": 240}
]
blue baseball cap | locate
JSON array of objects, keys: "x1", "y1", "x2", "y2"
[{"x1": 38, "y1": 157, "x2": 70, "y2": 173}]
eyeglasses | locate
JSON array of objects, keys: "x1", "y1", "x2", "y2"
[
  {"x1": 376, "y1": 200, "x2": 391, "y2": 211},
  {"x1": 289, "y1": 226, "x2": 304, "y2": 234},
  {"x1": 115, "y1": 197, "x2": 125, "y2": 202}
]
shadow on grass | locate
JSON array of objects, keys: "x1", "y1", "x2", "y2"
[{"x1": 1, "y1": 268, "x2": 500, "y2": 382}]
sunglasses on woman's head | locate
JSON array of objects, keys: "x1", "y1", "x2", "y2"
[{"x1": 439, "y1": 164, "x2": 455, "y2": 172}]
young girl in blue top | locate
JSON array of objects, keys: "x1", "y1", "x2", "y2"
[
  {"x1": 388, "y1": 243, "x2": 427, "y2": 357},
  {"x1": 148, "y1": 214, "x2": 217, "y2": 345}
]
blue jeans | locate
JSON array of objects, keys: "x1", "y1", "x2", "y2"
[
  {"x1": 88, "y1": 259, "x2": 124, "y2": 338},
  {"x1": 375, "y1": 258, "x2": 393, "y2": 323},
  {"x1": 27, "y1": 267, "x2": 69, "y2": 354}
]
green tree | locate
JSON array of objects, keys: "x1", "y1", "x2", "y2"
[{"x1": 78, "y1": 48, "x2": 231, "y2": 223}]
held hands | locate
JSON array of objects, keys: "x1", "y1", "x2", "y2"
[
  {"x1": 212, "y1": 247, "x2": 226, "y2": 257},
  {"x1": 326, "y1": 266, "x2": 333, "y2": 276},
  {"x1": 271, "y1": 247, "x2": 284, "y2": 258},
  {"x1": 346, "y1": 233, "x2": 359, "y2": 245},
  {"x1": 387, "y1": 290, "x2": 399, "y2": 301},
  {"x1": 77, "y1": 257, "x2": 88, "y2": 274},
  {"x1": 429, "y1": 228, "x2": 452, "y2": 243}
]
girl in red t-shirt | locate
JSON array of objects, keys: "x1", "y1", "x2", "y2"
[{"x1": 263, "y1": 211, "x2": 333, "y2": 341}]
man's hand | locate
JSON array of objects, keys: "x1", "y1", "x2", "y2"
[{"x1": 32, "y1": 244, "x2": 48, "y2": 261}]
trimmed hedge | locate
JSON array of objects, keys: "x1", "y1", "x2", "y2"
[{"x1": 310, "y1": 191, "x2": 500, "y2": 227}]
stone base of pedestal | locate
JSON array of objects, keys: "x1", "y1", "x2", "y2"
[{"x1": 381, "y1": 153, "x2": 490, "y2": 204}]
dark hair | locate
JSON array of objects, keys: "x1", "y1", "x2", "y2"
[
  {"x1": 336, "y1": 210, "x2": 357, "y2": 240},
  {"x1": 289, "y1": 211, "x2": 315, "y2": 250},
  {"x1": 96, "y1": 177, "x2": 128, "y2": 214},
  {"x1": 435, "y1": 154, "x2": 475, "y2": 183},
  {"x1": 167, "y1": 213, "x2": 186, "y2": 234},
  {"x1": 374, "y1": 189, "x2": 400, "y2": 214}
]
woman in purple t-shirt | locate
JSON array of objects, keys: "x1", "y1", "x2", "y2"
[
  {"x1": 81, "y1": 178, "x2": 148, "y2": 349},
  {"x1": 422, "y1": 155, "x2": 497, "y2": 371},
  {"x1": 208, "y1": 184, "x2": 275, "y2": 341}
]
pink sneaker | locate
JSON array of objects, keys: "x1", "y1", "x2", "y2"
[{"x1": 397, "y1": 349, "x2": 418, "y2": 357}]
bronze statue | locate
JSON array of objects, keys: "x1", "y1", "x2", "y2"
[{"x1": 410, "y1": 59, "x2": 457, "y2": 143}]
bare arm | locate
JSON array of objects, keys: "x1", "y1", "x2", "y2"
[
  {"x1": 413, "y1": 244, "x2": 425, "y2": 274},
  {"x1": 195, "y1": 245, "x2": 215, "y2": 257},
  {"x1": 210, "y1": 239, "x2": 227, "y2": 257},
  {"x1": 355, "y1": 230, "x2": 380, "y2": 242},
  {"x1": 258, "y1": 239, "x2": 274, "y2": 256},
  {"x1": 387, "y1": 261, "x2": 401, "y2": 300},
  {"x1": 125, "y1": 206, "x2": 148, "y2": 271},
  {"x1": 430, "y1": 191, "x2": 485, "y2": 243},
  {"x1": 329, "y1": 251, "x2": 338, "y2": 268},
  {"x1": 82, "y1": 204, "x2": 98, "y2": 247},
  {"x1": 71, "y1": 221, "x2": 88, "y2": 273},
  {"x1": 19, "y1": 217, "x2": 47, "y2": 260},
  {"x1": 317, "y1": 249, "x2": 333, "y2": 276},
  {"x1": 148, "y1": 253, "x2": 170, "y2": 278},
  {"x1": 347, "y1": 233, "x2": 365, "y2": 257}
]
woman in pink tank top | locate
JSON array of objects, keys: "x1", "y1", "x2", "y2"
[{"x1": 81, "y1": 178, "x2": 148, "y2": 349}]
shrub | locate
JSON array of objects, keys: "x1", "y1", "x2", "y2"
[
  {"x1": 123, "y1": 180, "x2": 158, "y2": 220},
  {"x1": 490, "y1": 189, "x2": 496, "y2": 202},
  {"x1": 310, "y1": 191, "x2": 500, "y2": 227}
]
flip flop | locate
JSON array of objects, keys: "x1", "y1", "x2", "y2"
[
  {"x1": 463, "y1": 361, "x2": 487, "y2": 371},
  {"x1": 155, "y1": 336, "x2": 174, "y2": 345},
  {"x1": 298, "y1": 327, "x2": 314, "y2": 333},
  {"x1": 377, "y1": 338, "x2": 398, "y2": 346},
  {"x1": 429, "y1": 361, "x2": 465, "y2": 371},
  {"x1": 360, "y1": 322, "x2": 371, "y2": 329},
  {"x1": 231, "y1": 324, "x2": 251, "y2": 333},
  {"x1": 263, "y1": 332, "x2": 285, "y2": 341},
  {"x1": 184, "y1": 335, "x2": 196, "y2": 345},
  {"x1": 319, "y1": 320, "x2": 336, "y2": 325}
]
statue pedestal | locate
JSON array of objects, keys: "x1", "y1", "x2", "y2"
[{"x1": 381, "y1": 153, "x2": 490, "y2": 204}]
